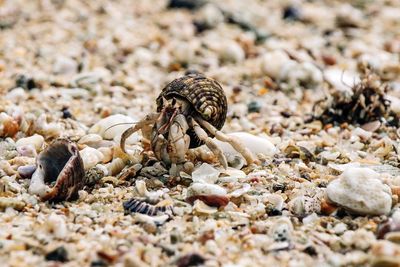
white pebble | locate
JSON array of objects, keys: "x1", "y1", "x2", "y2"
[
  {"x1": 5, "y1": 87, "x2": 27, "y2": 102},
  {"x1": 16, "y1": 134, "x2": 44, "y2": 152},
  {"x1": 53, "y1": 56, "x2": 77, "y2": 75},
  {"x1": 45, "y1": 213, "x2": 67, "y2": 239},
  {"x1": 327, "y1": 167, "x2": 392, "y2": 215},
  {"x1": 196, "y1": 4, "x2": 224, "y2": 28},
  {"x1": 261, "y1": 50, "x2": 292, "y2": 79},
  {"x1": 219, "y1": 41, "x2": 245, "y2": 63}
]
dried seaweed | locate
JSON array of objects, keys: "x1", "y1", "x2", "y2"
[{"x1": 313, "y1": 69, "x2": 398, "y2": 126}]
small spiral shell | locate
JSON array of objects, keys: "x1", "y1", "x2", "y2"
[{"x1": 156, "y1": 74, "x2": 227, "y2": 147}]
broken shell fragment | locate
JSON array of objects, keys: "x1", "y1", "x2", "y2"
[
  {"x1": 123, "y1": 198, "x2": 173, "y2": 216},
  {"x1": 29, "y1": 139, "x2": 85, "y2": 202},
  {"x1": 186, "y1": 183, "x2": 229, "y2": 207}
]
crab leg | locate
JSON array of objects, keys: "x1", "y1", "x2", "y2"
[
  {"x1": 120, "y1": 113, "x2": 159, "y2": 153},
  {"x1": 165, "y1": 114, "x2": 192, "y2": 176},
  {"x1": 153, "y1": 134, "x2": 170, "y2": 164},
  {"x1": 188, "y1": 117, "x2": 228, "y2": 169},
  {"x1": 168, "y1": 114, "x2": 190, "y2": 164},
  {"x1": 195, "y1": 117, "x2": 258, "y2": 165}
]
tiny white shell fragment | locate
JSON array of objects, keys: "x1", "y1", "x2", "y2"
[
  {"x1": 229, "y1": 183, "x2": 251, "y2": 198},
  {"x1": 187, "y1": 183, "x2": 227, "y2": 198},
  {"x1": 219, "y1": 168, "x2": 247, "y2": 182},
  {"x1": 352, "y1": 127, "x2": 372, "y2": 140},
  {"x1": 302, "y1": 213, "x2": 319, "y2": 225},
  {"x1": 218, "y1": 41, "x2": 245, "y2": 63},
  {"x1": 264, "y1": 194, "x2": 285, "y2": 211},
  {"x1": 192, "y1": 163, "x2": 220, "y2": 184},
  {"x1": 193, "y1": 199, "x2": 218, "y2": 215}
]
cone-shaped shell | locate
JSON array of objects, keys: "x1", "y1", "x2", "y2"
[{"x1": 29, "y1": 139, "x2": 85, "y2": 202}]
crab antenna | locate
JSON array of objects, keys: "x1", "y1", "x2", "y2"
[{"x1": 104, "y1": 122, "x2": 137, "y2": 134}]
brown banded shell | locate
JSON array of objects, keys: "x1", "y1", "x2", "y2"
[
  {"x1": 123, "y1": 198, "x2": 173, "y2": 216},
  {"x1": 156, "y1": 74, "x2": 227, "y2": 148},
  {"x1": 28, "y1": 139, "x2": 85, "y2": 202}
]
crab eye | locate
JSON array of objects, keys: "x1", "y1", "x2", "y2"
[{"x1": 171, "y1": 98, "x2": 176, "y2": 106}]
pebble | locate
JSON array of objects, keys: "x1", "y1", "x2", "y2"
[
  {"x1": 283, "y1": 6, "x2": 301, "y2": 21},
  {"x1": 5, "y1": 87, "x2": 27, "y2": 102},
  {"x1": 268, "y1": 217, "x2": 293, "y2": 242},
  {"x1": 195, "y1": 4, "x2": 224, "y2": 29},
  {"x1": 15, "y1": 135, "x2": 44, "y2": 152},
  {"x1": 17, "y1": 165, "x2": 36, "y2": 179},
  {"x1": 53, "y1": 56, "x2": 77, "y2": 75},
  {"x1": 218, "y1": 41, "x2": 245, "y2": 63},
  {"x1": 247, "y1": 100, "x2": 262, "y2": 113},
  {"x1": 261, "y1": 50, "x2": 292, "y2": 79},
  {"x1": 16, "y1": 144, "x2": 37, "y2": 157},
  {"x1": 0, "y1": 197, "x2": 26, "y2": 211},
  {"x1": 168, "y1": 0, "x2": 206, "y2": 10},
  {"x1": 45, "y1": 246, "x2": 69, "y2": 262},
  {"x1": 45, "y1": 213, "x2": 68, "y2": 239},
  {"x1": 326, "y1": 167, "x2": 392, "y2": 216}
]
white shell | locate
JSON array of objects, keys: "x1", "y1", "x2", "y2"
[
  {"x1": 98, "y1": 147, "x2": 113, "y2": 163},
  {"x1": 213, "y1": 132, "x2": 277, "y2": 161},
  {"x1": 327, "y1": 167, "x2": 392, "y2": 215},
  {"x1": 89, "y1": 114, "x2": 139, "y2": 144},
  {"x1": 187, "y1": 183, "x2": 227, "y2": 198},
  {"x1": 79, "y1": 147, "x2": 104, "y2": 170}
]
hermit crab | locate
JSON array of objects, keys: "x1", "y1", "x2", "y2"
[{"x1": 120, "y1": 74, "x2": 256, "y2": 175}]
